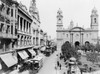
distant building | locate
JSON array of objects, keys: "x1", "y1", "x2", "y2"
[
  {"x1": 56, "y1": 8, "x2": 99, "y2": 50},
  {"x1": 29, "y1": 0, "x2": 41, "y2": 48}
]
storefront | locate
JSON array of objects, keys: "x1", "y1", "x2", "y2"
[
  {"x1": 17, "y1": 50, "x2": 29, "y2": 61},
  {"x1": 40, "y1": 46, "x2": 46, "y2": 54},
  {"x1": 17, "y1": 50, "x2": 29, "y2": 72},
  {"x1": 0, "y1": 53, "x2": 18, "y2": 74},
  {"x1": 34, "y1": 46, "x2": 40, "y2": 55},
  {"x1": 28, "y1": 49, "x2": 36, "y2": 58}
]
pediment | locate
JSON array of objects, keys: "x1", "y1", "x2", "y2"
[{"x1": 70, "y1": 27, "x2": 85, "y2": 32}]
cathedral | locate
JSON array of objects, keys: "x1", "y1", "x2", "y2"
[{"x1": 56, "y1": 8, "x2": 99, "y2": 50}]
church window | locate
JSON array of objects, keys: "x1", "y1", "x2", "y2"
[
  {"x1": 59, "y1": 18, "x2": 61, "y2": 21},
  {"x1": 63, "y1": 33, "x2": 65, "y2": 35},
  {"x1": 87, "y1": 34, "x2": 88, "y2": 37},
  {"x1": 94, "y1": 18, "x2": 96, "y2": 23},
  {"x1": 11, "y1": 9, "x2": 13, "y2": 17},
  {"x1": 76, "y1": 34, "x2": 79, "y2": 36},
  {"x1": 90, "y1": 33, "x2": 91, "y2": 35},
  {"x1": 66, "y1": 34, "x2": 68, "y2": 37}
]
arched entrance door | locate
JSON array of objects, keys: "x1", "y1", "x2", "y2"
[
  {"x1": 75, "y1": 41, "x2": 80, "y2": 47},
  {"x1": 85, "y1": 41, "x2": 90, "y2": 46}
]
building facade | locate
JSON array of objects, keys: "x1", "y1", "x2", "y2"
[
  {"x1": 16, "y1": 2, "x2": 33, "y2": 50},
  {"x1": 0, "y1": 0, "x2": 18, "y2": 73},
  {"x1": 29, "y1": 0, "x2": 41, "y2": 48},
  {"x1": 56, "y1": 8, "x2": 99, "y2": 50},
  {"x1": 40, "y1": 29, "x2": 45, "y2": 46},
  {"x1": 0, "y1": 0, "x2": 18, "y2": 53}
]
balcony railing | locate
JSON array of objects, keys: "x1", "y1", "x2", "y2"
[
  {"x1": 15, "y1": 44, "x2": 33, "y2": 50},
  {"x1": 17, "y1": 30, "x2": 31, "y2": 36},
  {"x1": 0, "y1": 32, "x2": 17, "y2": 39}
]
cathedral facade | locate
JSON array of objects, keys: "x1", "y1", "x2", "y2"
[{"x1": 56, "y1": 8, "x2": 99, "y2": 50}]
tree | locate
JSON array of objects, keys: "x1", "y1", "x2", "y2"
[
  {"x1": 95, "y1": 43, "x2": 100, "y2": 52},
  {"x1": 86, "y1": 52, "x2": 98, "y2": 64},
  {"x1": 81, "y1": 43, "x2": 95, "y2": 52},
  {"x1": 61, "y1": 41, "x2": 80, "y2": 60}
]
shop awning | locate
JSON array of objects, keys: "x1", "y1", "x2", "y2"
[
  {"x1": 0, "y1": 63, "x2": 2, "y2": 70},
  {"x1": 40, "y1": 47, "x2": 46, "y2": 51},
  {"x1": 0, "y1": 53, "x2": 18, "y2": 67},
  {"x1": 34, "y1": 46, "x2": 40, "y2": 49},
  {"x1": 18, "y1": 51, "x2": 29, "y2": 59},
  {"x1": 28, "y1": 49, "x2": 36, "y2": 56}
]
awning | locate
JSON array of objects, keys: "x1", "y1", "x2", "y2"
[
  {"x1": 0, "y1": 63, "x2": 2, "y2": 70},
  {"x1": 0, "y1": 53, "x2": 17, "y2": 67},
  {"x1": 70, "y1": 57, "x2": 76, "y2": 61},
  {"x1": 33, "y1": 56, "x2": 43, "y2": 61},
  {"x1": 40, "y1": 47, "x2": 46, "y2": 51},
  {"x1": 34, "y1": 46, "x2": 40, "y2": 49},
  {"x1": 18, "y1": 51, "x2": 29, "y2": 59},
  {"x1": 28, "y1": 49, "x2": 36, "y2": 56},
  {"x1": 22, "y1": 51, "x2": 29, "y2": 58}
]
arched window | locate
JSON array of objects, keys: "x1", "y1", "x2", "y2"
[
  {"x1": 66, "y1": 34, "x2": 68, "y2": 37},
  {"x1": 76, "y1": 34, "x2": 79, "y2": 36},
  {"x1": 94, "y1": 18, "x2": 96, "y2": 23},
  {"x1": 87, "y1": 34, "x2": 88, "y2": 37}
]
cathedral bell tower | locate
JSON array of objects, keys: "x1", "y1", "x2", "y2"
[
  {"x1": 90, "y1": 7, "x2": 98, "y2": 30},
  {"x1": 56, "y1": 8, "x2": 63, "y2": 30}
]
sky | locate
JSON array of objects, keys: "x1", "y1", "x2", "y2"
[{"x1": 17, "y1": 0, "x2": 100, "y2": 39}]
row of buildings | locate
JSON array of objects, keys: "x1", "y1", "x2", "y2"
[{"x1": 0, "y1": 0, "x2": 51, "y2": 73}]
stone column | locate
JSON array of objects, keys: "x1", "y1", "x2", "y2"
[
  {"x1": 22, "y1": 19, "x2": 25, "y2": 32},
  {"x1": 80, "y1": 32, "x2": 81, "y2": 45},
  {"x1": 29, "y1": 23, "x2": 31, "y2": 34},
  {"x1": 38, "y1": 30, "x2": 40, "y2": 46},
  {"x1": 18, "y1": 37, "x2": 20, "y2": 47},
  {"x1": 23, "y1": 36, "x2": 25, "y2": 46},
  {"x1": 9, "y1": 41, "x2": 12, "y2": 51},
  {"x1": 22, "y1": 18, "x2": 24, "y2": 32},
  {"x1": 20, "y1": 35, "x2": 22, "y2": 47},
  {"x1": 25, "y1": 20, "x2": 27, "y2": 32},
  {"x1": 26, "y1": 36, "x2": 27, "y2": 45},
  {"x1": 81, "y1": 33, "x2": 84, "y2": 45},
  {"x1": 26, "y1": 22, "x2": 28, "y2": 33},
  {"x1": 35, "y1": 30, "x2": 36, "y2": 45},
  {"x1": 28, "y1": 23, "x2": 30, "y2": 33},
  {"x1": 72, "y1": 33, "x2": 73, "y2": 44},
  {"x1": 28, "y1": 23, "x2": 29, "y2": 33},
  {"x1": 34, "y1": 37, "x2": 36, "y2": 45},
  {"x1": 70, "y1": 33, "x2": 72, "y2": 43}
]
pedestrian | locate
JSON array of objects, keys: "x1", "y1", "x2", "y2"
[
  {"x1": 63, "y1": 72, "x2": 66, "y2": 74},
  {"x1": 89, "y1": 67, "x2": 92, "y2": 72},
  {"x1": 80, "y1": 69, "x2": 82, "y2": 74},
  {"x1": 57, "y1": 61, "x2": 59, "y2": 67},
  {"x1": 59, "y1": 64, "x2": 61, "y2": 70}
]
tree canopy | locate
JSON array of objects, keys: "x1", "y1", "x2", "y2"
[{"x1": 61, "y1": 41, "x2": 80, "y2": 60}]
